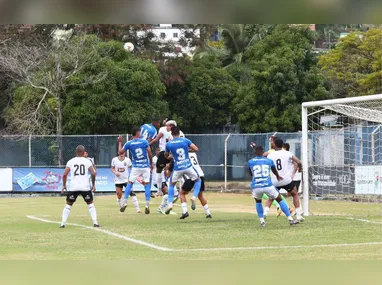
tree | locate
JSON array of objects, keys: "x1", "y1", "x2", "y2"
[
  {"x1": 319, "y1": 28, "x2": 382, "y2": 98},
  {"x1": 63, "y1": 40, "x2": 168, "y2": 135},
  {"x1": 0, "y1": 34, "x2": 108, "y2": 164},
  {"x1": 167, "y1": 56, "x2": 238, "y2": 132},
  {"x1": 233, "y1": 25, "x2": 329, "y2": 132}
]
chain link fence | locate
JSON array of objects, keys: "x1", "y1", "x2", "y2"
[{"x1": 0, "y1": 133, "x2": 303, "y2": 190}]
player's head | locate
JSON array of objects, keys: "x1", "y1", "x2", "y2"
[
  {"x1": 118, "y1": 152, "x2": 126, "y2": 159},
  {"x1": 171, "y1": 126, "x2": 180, "y2": 137},
  {"x1": 151, "y1": 117, "x2": 161, "y2": 128},
  {"x1": 76, "y1": 145, "x2": 86, "y2": 156},
  {"x1": 131, "y1": 127, "x2": 141, "y2": 138},
  {"x1": 270, "y1": 136, "x2": 280, "y2": 149},
  {"x1": 254, "y1": 145, "x2": 264, "y2": 156},
  {"x1": 283, "y1": 143, "x2": 290, "y2": 151},
  {"x1": 84, "y1": 151, "x2": 88, "y2": 158},
  {"x1": 274, "y1": 137, "x2": 284, "y2": 149},
  {"x1": 166, "y1": 120, "x2": 177, "y2": 131},
  {"x1": 156, "y1": 148, "x2": 161, "y2": 155}
]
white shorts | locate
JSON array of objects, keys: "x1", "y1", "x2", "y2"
[
  {"x1": 129, "y1": 167, "x2": 150, "y2": 183},
  {"x1": 252, "y1": 186, "x2": 279, "y2": 200},
  {"x1": 171, "y1": 167, "x2": 199, "y2": 183}
]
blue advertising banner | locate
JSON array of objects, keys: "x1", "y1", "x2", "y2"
[{"x1": 12, "y1": 168, "x2": 157, "y2": 192}]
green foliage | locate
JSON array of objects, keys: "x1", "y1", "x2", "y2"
[
  {"x1": 233, "y1": 25, "x2": 329, "y2": 132},
  {"x1": 167, "y1": 56, "x2": 238, "y2": 132},
  {"x1": 319, "y1": 28, "x2": 382, "y2": 97},
  {"x1": 63, "y1": 40, "x2": 167, "y2": 134}
]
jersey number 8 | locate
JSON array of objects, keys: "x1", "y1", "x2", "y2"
[{"x1": 176, "y1": 148, "x2": 186, "y2": 161}]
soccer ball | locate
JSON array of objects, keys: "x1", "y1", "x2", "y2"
[{"x1": 124, "y1": 42, "x2": 134, "y2": 52}]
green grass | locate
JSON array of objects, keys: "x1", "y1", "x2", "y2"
[{"x1": 0, "y1": 193, "x2": 381, "y2": 260}]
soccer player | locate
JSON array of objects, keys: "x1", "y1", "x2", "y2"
[
  {"x1": 84, "y1": 151, "x2": 96, "y2": 199},
  {"x1": 164, "y1": 126, "x2": 201, "y2": 218},
  {"x1": 60, "y1": 145, "x2": 99, "y2": 228},
  {"x1": 267, "y1": 138, "x2": 304, "y2": 222},
  {"x1": 149, "y1": 120, "x2": 171, "y2": 196},
  {"x1": 140, "y1": 118, "x2": 161, "y2": 142},
  {"x1": 117, "y1": 127, "x2": 153, "y2": 214},
  {"x1": 181, "y1": 152, "x2": 212, "y2": 218},
  {"x1": 283, "y1": 142, "x2": 303, "y2": 214},
  {"x1": 248, "y1": 145, "x2": 298, "y2": 227},
  {"x1": 111, "y1": 152, "x2": 141, "y2": 213}
]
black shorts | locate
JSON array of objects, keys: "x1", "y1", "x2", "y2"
[
  {"x1": 168, "y1": 160, "x2": 174, "y2": 172},
  {"x1": 115, "y1": 183, "x2": 136, "y2": 196},
  {"x1": 156, "y1": 151, "x2": 170, "y2": 169},
  {"x1": 292, "y1": 180, "x2": 301, "y2": 190},
  {"x1": 182, "y1": 177, "x2": 205, "y2": 192},
  {"x1": 66, "y1": 190, "x2": 93, "y2": 203},
  {"x1": 277, "y1": 181, "x2": 296, "y2": 192}
]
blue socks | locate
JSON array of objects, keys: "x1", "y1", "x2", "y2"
[
  {"x1": 124, "y1": 183, "x2": 133, "y2": 200},
  {"x1": 279, "y1": 199, "x2": 291, "y2": 217},
  {"x1": 144, "y1": 183, "x2": 151, "y2": 202},
  {"x1": 193, "y1": 179, "x2": 202, "y2": 198},
  {"x1": 256, "y1": 201, "x2": 264, "y2": 218},
  {"x1": 168, "y1": 184, "x2": 175, "y2": 205}
]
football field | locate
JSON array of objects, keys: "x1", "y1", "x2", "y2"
[{"x1": 0, "y1": 193, "x2": 381, "y2": 260}]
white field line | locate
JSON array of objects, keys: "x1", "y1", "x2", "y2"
[
  {"x1": 347, "y1": 217, "x2": 382, "y2": 224},
  {"x1": 27, "y1": 215, "x2": 382, "y2": 253},
  {"x1": 26, "y1": 215, "x2": 172, "y2": 252}
]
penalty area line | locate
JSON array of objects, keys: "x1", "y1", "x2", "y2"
[
  {"x1": 347, "y1": 217, "x2": 382, "y2": 224},
  {"x1": 26, "y1": 215, "x2": 382, "y2": 253},
  {"x1": 26, "y1": 215, "x2": 172, "y2": 252}
]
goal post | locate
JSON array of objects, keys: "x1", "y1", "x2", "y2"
[{"x1": 302, "y1": 94, "x2": 382, "y2": 216}]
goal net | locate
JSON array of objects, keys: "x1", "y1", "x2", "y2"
[{"x1": 302, "y1": 94, "x2": 382, "y2": 216}]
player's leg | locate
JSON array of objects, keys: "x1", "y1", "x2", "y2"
[
  {"x1": 115, "y1": 184, "x2": 124, "y2": 210},
  {"x1": 158, "y1": 182, "x2": 168, "y2": 214},
  {"x1": 60, "y1": 192, "x2": 76, "y2": 228},
  {"x1": 179, "y1": 189, "x2": 189, "y2": 219},
  {"x1": 263, "y1": 196, "x2": 273, "y2": 218},
  {"x1": 288, "y1": 186, "x2": 304, "y2": 222},
  {"x1": 121, "y1": 168, "x2": 137, "y2": 212},
  {"x1": 252, "y1": 189, "x2": 266, "y2": 227},
  {"x1": 130, "y1": 191, "x2": 141, "y2": 213},
  {"x1": 197, "y1": 178, "x2": 211, "y2": 218},
  {"x1": 185, "y1": 167, "x2": 201, "y2": 210},
  {"x1": 273, "y1": 187, "x2": 298, "y2": 226},
  {"x1": 165, "y1": 170, "x2": 180, "y2": 214},
  {"x1": 142, "y1": 167, "x2": 152, "y2": 214},
  {"x1": 82, "y1": 191, "x2": 99, "y2": 227}
]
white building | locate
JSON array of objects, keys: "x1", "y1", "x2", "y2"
[{"x1": 137, "y1": 24, "x2": 200, "y2": 58}]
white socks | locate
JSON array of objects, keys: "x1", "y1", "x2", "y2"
[
  {"x1": 117, "y1": 198, "x2": 122, "y2": 208},
  {"x1": 157, "y1": 175, "x2": 163, "y2": 195},
  {"x1": 203, "y1": 204, "x2": 211, "y2": 215},
  {"x1": 264, "y1": 206, "x2": 270, "y2": 216},
  {"x1": 160, "y1": 194, "x2": 168, "y2": 208},
  {"x1": 88, "y1": 203, "x2": 98, "y2": 225},
  {"x1": 295, "y1": 208, "x2": 303, "y2": 219},
  {"x1": 61, "y1": 205, "x2": 71, "y2": 226},
  {"x1": 131, "y1": 196, "x2": 140, "y2": 212},
  {"x1": 181, "y1": 202, "x2": 188, "y2": 214}
]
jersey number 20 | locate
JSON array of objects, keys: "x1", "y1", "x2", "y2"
[{"x1": 74, "y1": 164, "x2": 85, "y2": 176}]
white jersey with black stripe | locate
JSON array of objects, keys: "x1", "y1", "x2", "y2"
[{"x1": 189, "y1": 152, "x2": 204, "y2": 177}]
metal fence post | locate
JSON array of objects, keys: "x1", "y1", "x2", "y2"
[
  {"x1": 28, "y1": 134, "x2": 32, "y2": 167},
  {"x1": 224, "y1": 133, "x2": 231, "y2": 192}
]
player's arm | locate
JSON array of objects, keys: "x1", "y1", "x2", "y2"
[
  {"x1": 189, "y1": 142, "x2": 198, "y2": 152},
  {"x1": 248, "y1": 165, "x2": 253, "y2": 177},
  {"x1": 117, "y1": 136, "x2": 130, "y2": 155},
  {"x1": 292, "y1": 155, "x2": 303, "y2": 172},
  {"x1": 111, "y1": 165, "x2": 120, "y2": 176},
  {"x1": 146, "y1": 146, "x2": 153, "y2": 165},
  {"x1": 88, "y1": 165, "x2": 97, "y2": 192},
  {"x1": 263, "y1": 152, "x2": 269, "y2": 157},
  {"x1": 271, "y1": 165, "x2": 282, "y2": 181},
  {"x1": 61, "y1": 167, "x2": 70, "y2": 194},
  {"x1": 149, "y1": 131, "x2": 163, "y2": 146}
]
